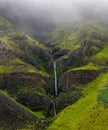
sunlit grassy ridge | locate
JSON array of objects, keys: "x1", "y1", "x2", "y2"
[
  {"x1": 69, "y1": 63, "x2": 98, "y2": 71},
  {"x1": 92, "y1": 45, "x2": 108, "y2": 66},
  {"x1": 48, "y1": 73, "x2": 108, "y2": 130}
]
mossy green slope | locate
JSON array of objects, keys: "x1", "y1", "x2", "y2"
[
  {"x1": 48, "y1": 73, "x2": 108, "y2": 130},
  {"x1": 0, "y1": 90, "x2": 39, "y2": 130},
  {"x1": 49, "y1": 29, "x2": 80, "y2": 52},
  {"x1": 0, "y1": 16, "x2": 51, "y2": 119},
  {"x1": 49, "y1": 21, "x2": 108, "y2": 53},
  {"x1": 0, "y1": 16, "x2": 50, "y2": 74},
  {"x1": 92, "y1": 45, "x2": 108, "y2": 66},
  {"x1": 55, "y1": 22, "x2": 108, "y2": 74}
]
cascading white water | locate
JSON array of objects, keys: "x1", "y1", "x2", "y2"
[
  {"x1": 53, "y1": 61, "x2": 58, "y2": 116},
  {"x1": 54, "y1": 62, "x2": 58, "y2": 96},
  {"x1": 53, "y1": 101, "x2": 57, "y2": 116}
]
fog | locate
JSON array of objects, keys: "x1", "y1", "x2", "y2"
[{"x1": 0, "y1": 0, "x2": 108, "y2": 42}]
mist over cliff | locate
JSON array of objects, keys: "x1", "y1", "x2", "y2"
[{"x1": 0, "y1": 0, "x2": 108, "y2": 42}]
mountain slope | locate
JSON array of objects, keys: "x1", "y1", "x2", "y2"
[
  {"x1": 0, "y1": 16, "x2": 53, "y2": 119},
  {"x1": 1, "y1": 16, "x2": 108, "y2": 130},
  {"x1": 47, "y1": 22, "x2": 108, "y2": 129},
  {"x1": 0, "y1": 90, "x2": 39, "y2": 130},
  {"x1": 48, "y1": 73, "x2": 108, "y2": 130},
  {"x1": 0, "y1": 16, "x2": 51, "y2": 72},
  {"x1": 48, "y1": 22, "x2": 108, "y2": 113}
]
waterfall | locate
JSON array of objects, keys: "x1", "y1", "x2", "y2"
[
  {"x1": 53, "y1": 101, "x2": 57, "y2": 116},
  {"x1": 52, "y1": 61, "x2": 58, "y2": 116},
  {"x1": 54, "y1": 62, "x2": 58, "y2": 96}
]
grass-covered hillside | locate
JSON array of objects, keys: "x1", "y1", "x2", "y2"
[
  {"x1": 47, "y1": 22, "x2": 108, "y2": 130},
  {"x1": 1, "y1": 15, "x2": 108, "y2": 130},
  {"x1": 48, "y1": 22, "x2": 108, "y2": 61},
  {"x1": 48, "y1": 73, "x2": 108, "y2": 130}
]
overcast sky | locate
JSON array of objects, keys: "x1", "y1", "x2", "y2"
[
  {"x1": 0, "y1": 0, "x2": 108, "y2": 41},
  {"x1": 0, "y1": 0, "x2": 108, "y2": 24}
]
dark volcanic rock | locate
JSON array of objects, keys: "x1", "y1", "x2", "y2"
[
  {"x1": 3, "y1": 73, "x2": 50, "y2": 94},
  {"x1": 0, "y1": 72, "x2": 52, "y2": 115},
  {"x1": 59, "y1": 70, "x2": 99, "y2": 92},
  {"x1": 52, "y1": 47, "x2": 68, "y2": 59},
  {"x1": 56, "y1": 90, "x2": 82, "y2": 112},
  {"x1": 0, "y1": 92, "x2": 39, "y2": 130},
  {"x1": 0, "y1": 75, "x2": 5, "y2": 89},
  {"x1": 17, "y1": 93, "x2": 51, "y2": 116},
  {"x1": 55, "y1": 69, "x2": 99, "y2": 112}
]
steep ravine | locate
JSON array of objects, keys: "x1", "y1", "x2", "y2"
[{"x1": 1, "y1": 17, "x2": 108, "y2": 129}]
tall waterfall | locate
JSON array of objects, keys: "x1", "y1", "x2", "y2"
[
  {"x1": 54, "y1": 62, "x2": 58, "y2": 96},
  {"x1": 53, "y1": 101, "x2": 57, "y2": 116}
]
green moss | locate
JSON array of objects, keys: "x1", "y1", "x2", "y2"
[
  {"x1": 68, "y1": 63, "x2": 98, "y2": 71},
  {"x1": 50, "y1": 29, "x2": 80, "y2": 52},
  {"x1": 93, "y1": 53, "x2": 108, "y2": 61},
  {"x1": 98, "y1": 84, "x2": 108, "y2": 103},
  {"x1": 34, "y1": 111, "x2": 45, "y2": 119},
  {"x1": 48, "y1": 73, "x2": 108, "y2": 130},
  {"x1": 0, "y1": 65, "x2": 13, "y2": 74},
  {"x1": 101, "y1": 46, "x2": 108, "y2": 56},
  {"x1": 92, "y1": 45, "x2": 108, "y2": 65}
]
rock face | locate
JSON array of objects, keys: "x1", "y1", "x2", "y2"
[
  {"x1": 56, "y1": 90, "x2": 82, "y2": 112},
  {"x1": 3, "y1": 73, "x2": 50, "y2": 94},
  {"x1": 0, "y1": 92, "x2": 39, "y2": 130},
  {"x1": 55, "y1": 69, "x2": 99, "y2": 112},
  {"x1": 17, "y1": 94, "x2": 51, "y2": 115},
  {"x1": 0, "y1": 75, "x2": 5, "y2": 89},
  {"x1": 59, "y1": 70, "x2": 99, "y2": 92},
  {"x1": 0, "y1": 16, "x2": 53, "y2": 117},
  {"x1": 0, "y1": 73, "x2": 52, "y2": 115}
]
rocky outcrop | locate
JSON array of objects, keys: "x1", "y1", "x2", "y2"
[
  {"x1": 59, "y1": 70, "x2": 99, "y2": 92},
  {"x1": 3, "y1": 73, "x2": 50, "y2": 94},
  {"x1": 56, "y1": 90, "x2": 82, "y2": 112},
  {"x1": 54, "y1": 69, "x2": 99, "y2": 112},
  {"x1": 0, "y1": 92, "x2": 39, "y2": 130},
  {"x1": 0, "y1": 75, "x2": 5, "y2": 89},
  {"x1": 51, "y1": 47, "x2": 68, "y2": 59},
  {"x1": 0, "y1": 72, "x2": 52, "y2": 115},
  {"x1": 17, "y1": 93, "x2": 51, "y2": 116}
]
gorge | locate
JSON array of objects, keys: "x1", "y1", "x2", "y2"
[{"x1": 0, "y1": 14, "x2": 108, "y2": 130}]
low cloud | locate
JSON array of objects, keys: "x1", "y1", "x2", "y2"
[{"x1": 0, "y1": 0, "x2": 108, "y2": 41}]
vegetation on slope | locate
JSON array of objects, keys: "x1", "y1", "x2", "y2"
[
  {"x1": 1, "y1": 16, "x2": 108, "y2": 130},
  {"x1": 0, "y1": 90, "x2": 40, "y2": 130},
  {"x1": 92, "y1": 45, "x2": 108, "y2": 66},
  {"x1": 48, "y1": 73, "x2": 108, "y2": 130},
  {"x1": 0, "y1": 16, "x2": 53, "y2": 120},
  {"x1": 0, "y1": 16, "x2": 51, "y2": 73},
  {"x1": 52, "y1": 22, "x2": 108, "y2": 75}
]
